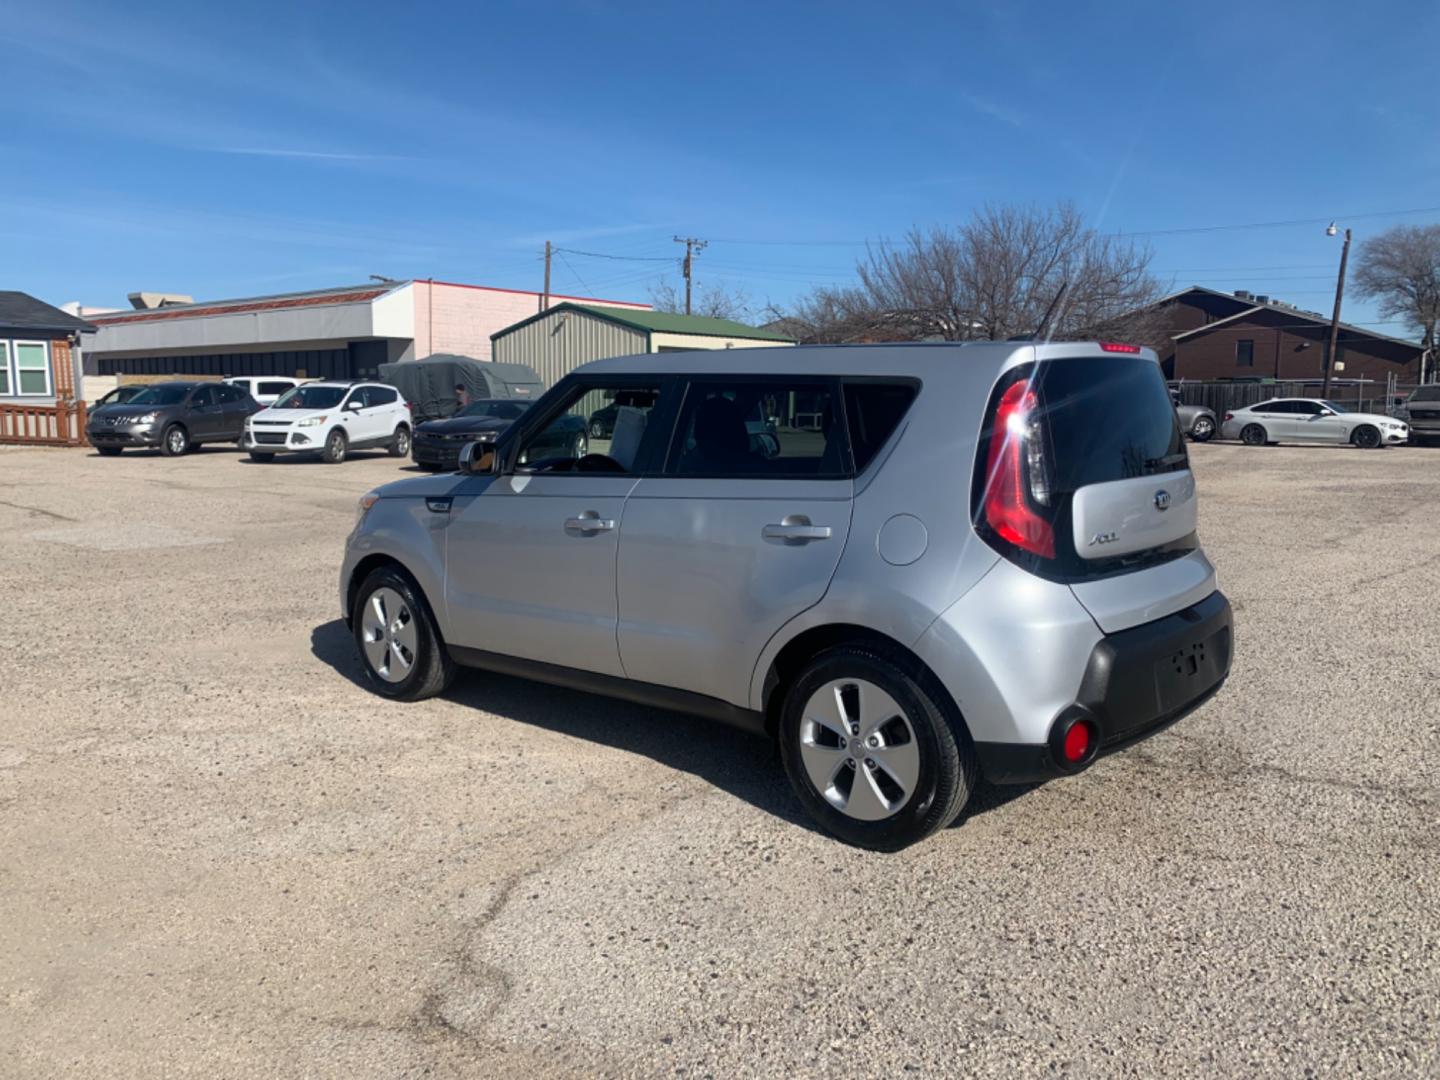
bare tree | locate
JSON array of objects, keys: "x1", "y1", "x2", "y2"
[
  {"x1": 649, "y1": 279, "x2": 756, "y2": 322},
  {"x1": 779, "y1": 201, "x2": 1165, "y2": 345},
  {"x1": 1353, "y1": 224, "x2": 1440, "y2": 381}
]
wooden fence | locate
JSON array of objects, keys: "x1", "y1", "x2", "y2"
[{"x1": 0, "y1": 400, "x2": 88, "y2": 447}]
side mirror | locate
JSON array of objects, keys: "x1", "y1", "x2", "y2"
[{"x1": 458, "y1": 441, "x2": 497, "y2": 475}]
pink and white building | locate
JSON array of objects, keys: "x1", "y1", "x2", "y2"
[{"x1": 80, "y1": 279, "x2": 649, "y2": 396}]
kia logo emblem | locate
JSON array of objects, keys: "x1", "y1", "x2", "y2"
[{"x1": 1154, "y1": 490, "x2": 1172, "y2": 511}]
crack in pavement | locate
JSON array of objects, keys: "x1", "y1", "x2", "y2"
[{"x1": 0, "y1": 498, "x2": 78, "y2": 522}]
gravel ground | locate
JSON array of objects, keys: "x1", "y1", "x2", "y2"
[{"x1": 2, "y1": 440, "x2": 1437, "y2": 1078}]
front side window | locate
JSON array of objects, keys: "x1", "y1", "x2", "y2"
[
  {"x1": 667, "y1": 380, "x2": 847, "y2": 478},
  {"x1": 190, "y1": 385, "x2": 219, "y2": 407},
  {"x1": 129, "y1": 384, "x2": 191, "y2": 406},
  {"x1": 1319, "y1": 400, "x2": 1350, "y2": 414},
  {"x1": 517, "y1": 381, "x2": 662, "y2": 473},
  {"x1": 14, "y1": 341, "x2": 50, "y2": 396}
]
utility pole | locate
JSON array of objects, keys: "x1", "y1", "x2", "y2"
[
  {"x1": 1322, "y1": 225, "x2": 1351, "y2": 399},
  {"x1": 542, "y1": 240, "x2": 552, "y2": 312},
  {"x1": 673, "y1": 235, "x2": 707, "y2": 315}
]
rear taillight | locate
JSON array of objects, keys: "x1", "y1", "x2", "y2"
[
  {"x1": 982, "y1": 380, "x2": 1055, "y2": 559},
  {"x1": 1223, "y1": 412, "x2": 1234, "y2": 422}
]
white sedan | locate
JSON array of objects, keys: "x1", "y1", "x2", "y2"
[{"x1": 1221, "y1": 398, "x2": 1409, "y2": 448}]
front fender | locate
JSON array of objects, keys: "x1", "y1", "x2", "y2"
[{"x1": 340, "y1": 498, "x2": 451, "y2": 634}]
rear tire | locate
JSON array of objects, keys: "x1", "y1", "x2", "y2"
[
  {"x1": 388, "y1": 426, "x2": 411, "y2": 458},
  {"x1": 323, "y1": 428, "x2": 348, "y2": 464},
  {"x1": 160, "y1": 424, "x2": 189, "y2": 457},
  {"x1": 249, "y1": 451, "x2": 275, "y2": 463},
  {"x1": 1190, "y1": 416, "x2": 1215, "y2": 442},
  {"x1": 1351, "y1": 425, "x2": 1381, "y2": 449},
  {"x1": 351, "y1": 566, "x2": 455, "y2": 701},
  {"x1": 779, "y1": 646, "x2": 975, "y2": 851},
  {"x1": 570, "y1": 433, "x2": 588, "y2": 458},
  {"x1": 96, "y1": 446, "x2": 123, "y2": 457},
  {"x1": 1240, "y1": 423, "x2": 1267, "y2": 446}
]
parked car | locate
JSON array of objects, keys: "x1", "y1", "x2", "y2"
[
  {"x1": 411, "y1": 399, "x2": 567, "y2": 472},
  {"x1": 339, "y1": 342, "x2": 1233, "y2": 850},
  {"x1": 224, "y1": 375, "x2": 303, "y2": 407},
  {"x1": 92, "y1": 385, "x2": 146, "y2": 410},
  {"x1": 1220, "y1": 398, "x2": 1409, "y2": 448},
  {"x1": 86, "y1": 380, "x2": 260, "y2": 456},
  {"x1": 1169, "y1": 390, "x2": 1217, "y2": 442},
  {"x1": 245, "y1": 381, "x2": 411, "y2": 464},
  {"x1": 1402, "y1": 385, "x2": 1440, "y2": 445}
]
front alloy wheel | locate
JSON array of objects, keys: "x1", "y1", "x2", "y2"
[
  {"x1": 161, "y1": 424, "x2": 190, "y2": 457},
  {"x1": 1190, "y1": 416, "x2": 1215, "y2": 441},
  {"x1": 352, "y1": 567, "x2": 454, "y2": 700},
  {"x1": 323, "y1": 429, "x2": 347, "y2": 464}
]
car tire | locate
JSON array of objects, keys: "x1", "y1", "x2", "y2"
[
  {"x1": 249, "y1": 451, "x2": 275, "y2": 463},
  {"x1": 389, "y1": 425, "x2": 411, "y2": 458},
  {"x1": 1351, "y1": 425, "x2": 1381, "y2": 449},
  {"x1": 323, "y1": 428, "x2": 347, "y2": 464},
  {"x1": 95, "y1": 446, "x2": 123, "y2": 457},
  {"x1": 352, "y1": 566, "x2": 455, "y2": 702},
  {"x1": 1190, "y1": 416, "x2": 1215, "y2": 442},
  {"x1": 1240, "y1": 423, "x2": 1267, "y2": 446},
  {"x1": 779, "y1": 645, "x2": 976, "y2": 851},
  {"x1": 160, "y1": 424, "x2": 190, "y2": 457}
]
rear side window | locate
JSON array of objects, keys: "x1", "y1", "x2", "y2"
[
  {"x1": 1034, "y1": 357, "x2": 1186, "y2": 495},
  {"x1": 258, "y1": 381, "x2": 293, "y2": 396},
  {"x1": 844, "y1": 382, "x2": 916, "y2": 472},
  {"x1": 367, "y1": 386, "x2": 397, "y2": 406},
  {"x1": 667, "y1": 380, "x2": 847, "y2": 478}
]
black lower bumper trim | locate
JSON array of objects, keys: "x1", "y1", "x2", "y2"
[{"x1": 976, "y1": 590, "x2": 1233, "y2": 784}]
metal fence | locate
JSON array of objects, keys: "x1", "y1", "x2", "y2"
[{"x1": 1169, "y1": 377, "x2": 1425, "y2": 419}]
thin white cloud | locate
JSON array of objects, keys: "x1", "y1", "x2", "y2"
[
  {"x1": 961, "y1": 92, "x2": 1025, "y2": 128},
  {"x1": 211, "y1": 146, "x2": 412, "y2": 163}
]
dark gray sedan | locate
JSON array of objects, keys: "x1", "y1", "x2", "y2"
[{"x1": 86, "y1": 381, "x2": 260, "y2": 456}]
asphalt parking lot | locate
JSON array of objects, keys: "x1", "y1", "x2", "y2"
[{"x1": 3, "y1": 440, "x2": 1438, "y2": 1078}]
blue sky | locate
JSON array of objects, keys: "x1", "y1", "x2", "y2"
[{"x1": 3, "y1": 0, "x2": 1438, "y2": 333}]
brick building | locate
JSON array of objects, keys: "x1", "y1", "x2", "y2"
[{"x1": 1143, "y1": 286, "x2": 1426, "y2": 384}]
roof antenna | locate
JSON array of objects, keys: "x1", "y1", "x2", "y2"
[{"x1": 1034, "y1": 281, "x2": 1069, "y2": 342}]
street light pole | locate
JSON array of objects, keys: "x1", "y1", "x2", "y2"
[{"x1": 1322, "y1": 224, "x2": 1351, "y2": 400}]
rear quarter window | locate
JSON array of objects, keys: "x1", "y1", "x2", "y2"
[{"x1": 844, "y1": 382, "x2": 917, "y2": 472}]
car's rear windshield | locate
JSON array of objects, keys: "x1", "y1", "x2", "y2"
[
  {"x1": 273, "y1": 386, "x2": 345, "y2": 409},
  {"x1": 1411, "y1": 386, "x2": 1440, "y2": 402},
  {"x1": 128, "y1": 385, "x2": 191, "y2": 406},
  {"x1": 1035, "y1": 356, "x2": 1187, "y2": 493}
]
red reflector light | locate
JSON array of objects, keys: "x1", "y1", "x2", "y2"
[
  {"x1": 1098, "y1": 341, "x2": 1142, "y2": 354},
  {"x1": 1223, "y1": 412, "x2": 1234, "y2": 422},
  {"x1": 1062, "y1": 721, "x2": 1094, "y2": 763},
  {"x1": 983, "y1": 381, "x2": 1055, "y2": 559}
]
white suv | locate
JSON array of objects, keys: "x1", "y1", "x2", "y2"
[
  {"x1": 224, "y1": 376, "x2": 303, "y2": 407},
  {"x1": 246, "y1": 381, "x2": 411, "y2": 464}
]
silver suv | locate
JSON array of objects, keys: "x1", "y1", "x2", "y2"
[{"x1": 340, "y1": 343, "x2": 1233, "y2": 849}]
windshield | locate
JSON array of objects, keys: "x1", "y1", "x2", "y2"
[
  {"x1": 273, "y1": 385, "x2": 345, "y2": 410},
  {"x1": 128, "y1": 385, "x2": 192, "y2": 406},
  {"x1": 459, "y1": 400, "x2": 530, "y2": 421},
  {"x1": 1319, "y1": 400, "x2": 1350, "y2": 414},
  {"x1": 1411, "y1": 387, "x2": 1440, "y2": 402}
]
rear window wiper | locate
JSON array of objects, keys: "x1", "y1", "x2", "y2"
[{"x1": 1145, "y1": 452, "x2": 1188, "y2": 470}]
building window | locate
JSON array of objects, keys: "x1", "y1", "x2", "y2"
[
  {"x1": 0, "y1": 341, "x2": 9, "y2": 395},
  {"x1": 1236, "y1": 339, "x2": 1255, "y2": 368}
]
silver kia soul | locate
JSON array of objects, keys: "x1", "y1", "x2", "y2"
[{"x1": 340, "y1": 342, "x2": 1233, "y2": 849}]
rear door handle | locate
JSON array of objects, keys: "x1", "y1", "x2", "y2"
[
  {"x1": 763, "y1": 518, "x2": 832, "y2": 543},
  {"x1": 565, "y1": 512, "x2": 615, "y2": 534}
]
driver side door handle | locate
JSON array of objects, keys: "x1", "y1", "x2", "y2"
[{"x1": 565, "y1": 512, "x2": 615, "y2": 534}]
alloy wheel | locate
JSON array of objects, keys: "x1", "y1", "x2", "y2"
[
  {"x1": 360, "y1": 587, "x2": 418, "y2": 682},
  {"x1": 797, "y1": 678, "x2": 920, "y2": 821}
]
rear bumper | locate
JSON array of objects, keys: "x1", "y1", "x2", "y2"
[{"x1": 975, "y1": 590, "x2": 1233, "y2": 783}]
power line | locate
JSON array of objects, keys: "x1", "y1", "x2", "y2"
[{"x1": 552, "y1": 247, "x2": 673, "y2": 263}]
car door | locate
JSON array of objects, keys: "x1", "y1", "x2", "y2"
[
  {"x1": 444, "y1": 375, "x2": 672, "y2": 678},
  {"x1": 216, "y1": 382, "x2": 253, "y2": 438},
  {"x1": 338, "y1": 387, "x2": 379, "y2": 445},
  {"x1": 617, "y1": 376, "x2": 854, "y2": 707},
  {"x1": 363, "y1": 385, "x2": 402, "y2": 444},
  {"x1": 187, "y1": 385, "x2": 224, "y2": 441},
  {"x1": 1250, "y1": 399, "x2": 1295, "y2": 441},
  {"x1": 1296, "y1": 400, "x2": 1349, "y2": 443}
]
